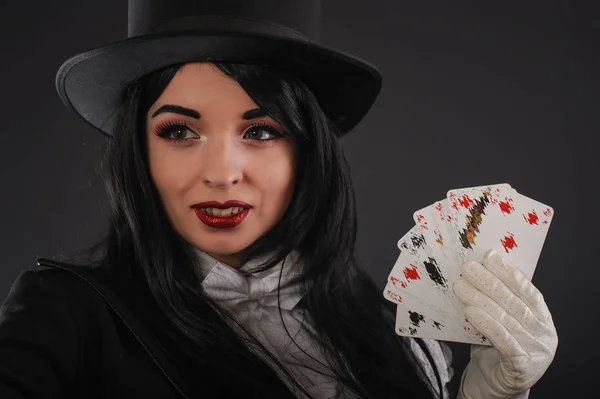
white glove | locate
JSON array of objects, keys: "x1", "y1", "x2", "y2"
[{"x1": 452, "y1": 249, "x2": 558, "y2": 399}]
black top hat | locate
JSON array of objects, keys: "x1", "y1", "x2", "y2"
[{"x1": 55, "y1": 0, "x2": 382, "y2": 137}]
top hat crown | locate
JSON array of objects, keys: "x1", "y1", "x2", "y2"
[
  {"x1": 55, "y1": 0, "x2": 382, "y2": 137},
  {"x1": 128, "y1": 0, "x2": 321, "y2": 40}
]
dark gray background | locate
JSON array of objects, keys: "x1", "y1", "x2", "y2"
[{"x1": 1, "y1": 1, "x2": 597, "y2": 397}]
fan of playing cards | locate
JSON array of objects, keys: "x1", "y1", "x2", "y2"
[{"x1": 383, "y1": 183, "x2": 554, "y2": 345}]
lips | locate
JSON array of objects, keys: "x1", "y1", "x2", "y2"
[
  {"x1": 191, "y1": 200, "x2": 252, "y2": 228},
  {"x1": 191, "y1": 200, "x2": 252, "y2": 209}
]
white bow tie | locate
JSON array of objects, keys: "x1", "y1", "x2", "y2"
[{"x1": 191, "y1": 248, "x2": 305, "y2": 313}]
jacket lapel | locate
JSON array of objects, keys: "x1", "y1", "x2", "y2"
[{"x1": 36, "y1": 257, "x2": 192, "y2": 399}]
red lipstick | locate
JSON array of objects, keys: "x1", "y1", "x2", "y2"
[
  {"x1": 191, "y1": 200, "x2": 252, "y2": 229},
  {"x1": 191, "y1": 200, "x2": 251, "y2": 209}
]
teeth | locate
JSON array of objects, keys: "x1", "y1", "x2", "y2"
[{"x1": 201, "y1": 207, "x2": 245, "y2": 216}]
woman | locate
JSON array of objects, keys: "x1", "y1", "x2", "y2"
[{"x1": 0, "y1": 1, "x2": 557, "y2": 398}]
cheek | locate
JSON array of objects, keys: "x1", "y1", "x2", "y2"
[
  {"x1": 148, "y1": 147, "x2": 169, "y2": 192},
  {"x1": 255, "y1": 146, "x2": 296, "y2": 210},
  {"x1": 147, "y1": 144, "x2": 190, "y2": 209}
]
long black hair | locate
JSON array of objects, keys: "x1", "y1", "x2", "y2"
[{"x1": 77, "y1": 61, "x2": 445, "y2": 398}]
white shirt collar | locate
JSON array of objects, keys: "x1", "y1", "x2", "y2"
[{"x1": 190, "y1": 246, "x2": 305, "y2": 311}]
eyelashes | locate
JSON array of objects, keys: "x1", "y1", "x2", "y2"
[
  {"x1": 154, "y1": 120, "x2": 195, "y2": 142},
  {"x1": 244, "y1": 122, "x2": 284, "y2": 141},
  {"x1": 154, "y1": 120, "x2": 285, "y2": 143}
]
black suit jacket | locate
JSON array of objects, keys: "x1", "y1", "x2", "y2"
[{"x1": 0, "y1": 258, "x2": 208, "y2": 399}]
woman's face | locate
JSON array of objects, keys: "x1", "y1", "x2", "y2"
[{"x1": 146, "y1": 62, "x2": 296, "y2": 269}]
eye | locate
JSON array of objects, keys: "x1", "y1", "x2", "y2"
[
  {"x1": 243, "y1": 122, "x2": 284, "y2": 141},
  {"x1": 154, "y1": 121, "x2": 197, "y2": 143}
]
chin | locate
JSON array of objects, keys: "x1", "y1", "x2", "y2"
[{"x1": 192, "y1": 236, "x2": 253, "y2": 257}]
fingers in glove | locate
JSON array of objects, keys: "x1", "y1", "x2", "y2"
[
  {"x1": 461, "y1": 305, "x2": 528, "y2": 371},
  {"x1": 482, "y1": 249, "x2": 552, "y2": 324},
  {"x1": 454, "y1": 278, "x2": 536, "y2": 355},
  {"x1": 458, "y1": 259, "x2": 547, "y2": 336}
]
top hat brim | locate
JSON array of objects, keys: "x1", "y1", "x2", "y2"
[{"x1": 55, "y1": 30, "x2": 382, "y2": 137}]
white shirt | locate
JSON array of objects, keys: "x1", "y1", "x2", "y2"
[{"x1": 191, "y1": 247, "x2": 452, "y2": 398}]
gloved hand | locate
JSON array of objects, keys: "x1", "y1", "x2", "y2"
[{"x1": 452, "y1": 249, "x2": 558, "y2": 399}]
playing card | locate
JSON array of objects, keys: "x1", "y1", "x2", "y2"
[
  {"x1": 446, "y1": 183, "x2": 514, "y2": 236},
  {"x1": 394, "y1": 295, "x2": 489, "y2": 345},
  {"x1": 395, "y1": 226, "x2": 450, "y2": 295},
  {"x1": 392, "y1": 226, "x2": 466, "y2": 317},
  {"x1": 384, "y1": 277, "x2": 489, "y2": 344},
  {"x1": 413, "y1": 199, "x2": 460, "y2": 281},
  {"x1": 386, "y1": 257, "x2": 456, "y2": 319},
  {"x1": 383, "y1": 280, "x2": 404, "y2": 305},
  {"x1": 431, "y1": 199, "x2": 461, "y2": 266},
  {"x1": 447, "y1": 184, "x2": 553, "y2": 279}
]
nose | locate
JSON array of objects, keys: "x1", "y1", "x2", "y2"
[{"x1": 199, "y1": 137, "x2": 243, "y2": 189}]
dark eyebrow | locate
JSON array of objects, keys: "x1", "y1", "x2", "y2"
[
  {"x1": 151, "y1": 104, "x2": 199, "y2": 119},
  {"x1": 242, "y1": 108, "x2": 266, "y2": 119},
  {"x1": 151, "y1": 104, "x2": 266, "y2": 120}
]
